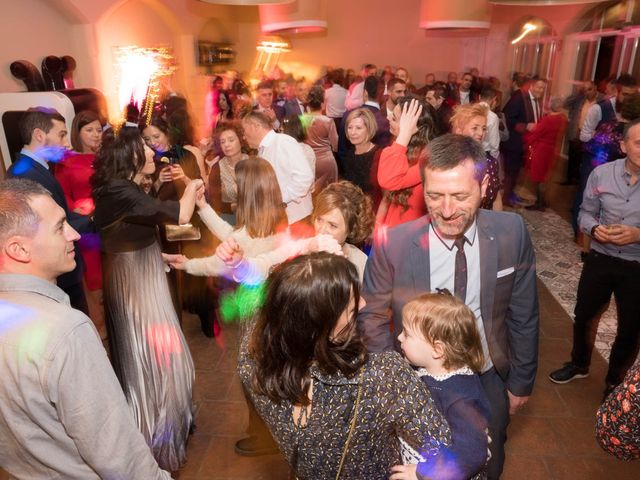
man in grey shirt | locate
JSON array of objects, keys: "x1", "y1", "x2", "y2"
[
  {"x1": 550, "y1": 118, "x2": 640, "y2": 400},
  {"x1": 0, "y1": 179, "x2": 171, "y2": 479}
]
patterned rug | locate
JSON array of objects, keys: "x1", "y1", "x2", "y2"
[{"x1": 519, "y1": 208, "x2": 623, "y2": 362}]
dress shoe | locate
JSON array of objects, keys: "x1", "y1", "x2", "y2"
[{"x1": 234, "y1": 436, "x2": 280, "y2": 457}]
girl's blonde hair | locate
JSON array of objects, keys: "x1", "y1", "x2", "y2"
[
  {"x1": 402, "y1": 292, "x2": 485, "y2": 372},
  {"x1": 450, "y1": 103, "x2": 489, "y2": 133},
  {"x1": 235, "y1": 156, "x2": 287, "y2": 238}
]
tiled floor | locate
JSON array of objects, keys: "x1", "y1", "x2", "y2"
[{"x1": 2, "y1": 160, "x2": 637, "y2": 479}]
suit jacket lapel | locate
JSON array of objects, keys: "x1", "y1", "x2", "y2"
[
  {"x1": 411, "y1": 219, "x2": 431, "y2": 294},
  {"x1": 478, "y1": 212, "x2": 497, "y2": 335}
]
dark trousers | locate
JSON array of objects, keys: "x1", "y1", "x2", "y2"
[
  {"x1": 480, "y1": 368, "x2": 510, "y2": 480},
  {"x1": 566, "y1": 139, "x2": 582, "y2": 183},
  {"x1": 571, "y1": 251, "x2": 640, "y2": 386},
  {"x1": 501, "y1": 148, "x2": 523, "y2": 203}
]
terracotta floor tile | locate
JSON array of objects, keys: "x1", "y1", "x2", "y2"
[
  {"x1": 543, "y1": 457, "x2": 594, "y2": 480},
  {"x1": 518, "y1": 384, "x2": 570, "y2": 418},
  {"x1": 502, "y1": 454, "x2": 550, "y2": 480},
  {"x1": 505, "y1": 416, "x2": 563, "y2": 456},
  {"x1": 199, "y1": 435, "x2": 290, "y2": 479},
  {"x1": 549, "y1": 417, "x2": 601, "y2": 455}
]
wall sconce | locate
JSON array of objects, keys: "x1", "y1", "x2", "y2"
[{"x1": 512, "y1": 23, "x2": 538, "y2": 44}]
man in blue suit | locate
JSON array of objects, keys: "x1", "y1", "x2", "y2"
[
  {"x1": 7, "y1": 107, "x2": 90, "y2": 314},
  {"x1": 359, "y1": 134, "x2": 539, "y2": 479}
]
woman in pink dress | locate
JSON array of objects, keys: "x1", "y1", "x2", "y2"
[
  {"x1": 304, "y1": 85, "x2": 339, "y2": 191},
  {"x1": 55, "y1": 109, "x2": 103, "y2": 291},
  {"x1": 524, "y1": 97, "x2": 567, "y2": 210}
]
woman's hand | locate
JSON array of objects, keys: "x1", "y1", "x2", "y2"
[
  {"x1": 161, "y1": 253, "x2": 189, "y2": 270},
  {"x1": 158, "y1": 166, "x2": 173, "y2": 184},
  {"x1": 303, "y1": 234, "x2": 344, "y2": 256},
  {"x1": 216, "y1": 237, "x2": 245, "y2": 268},
  {"x1": 170, "y1": 164, "x2": 190, "y2": 185},
  {"x1": 396, "y1": 99, "x2": 423, "y2": 147},
  {"x1": 192, "y1": 179, "x2": 207, "y2": 209},
  {"x1": 389, "y1": 464, "x2": 418, "y2": 480}
]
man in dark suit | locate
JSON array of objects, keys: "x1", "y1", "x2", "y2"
[
  {"x1": 358, "y1": 134, "x2": 539, "y2": 480},
  {"x1": 7, "y1": 107, "x2": 90, "y2": 315},
  {"x1": 501, "y1": 77, "x2": 546, "y2": 205},
  {"x1": 283, "y1": 80, "x2": 310, "y2": 118}
]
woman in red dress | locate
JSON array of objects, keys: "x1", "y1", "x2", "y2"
[
  {"x1": 55, "y1": 110, "x2": 103, "y2": 291},
  {"x1": 377, "y1": 97, "x2": 438, "y2": 228},
  {"x1": 524, "y1": 97, "x2": 567, "y2": 210}
]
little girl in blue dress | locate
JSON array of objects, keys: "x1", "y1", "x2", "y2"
[{"x1": 391, "y1": 291, "x2": 492, "y2": 480}]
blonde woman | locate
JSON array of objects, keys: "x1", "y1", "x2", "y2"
[
  {"x1": 450, "y1": 103, "x2": 503, "y2": 210},
  {"x1": 343, "y1": 108, "x2": 382, "y2": 205}
]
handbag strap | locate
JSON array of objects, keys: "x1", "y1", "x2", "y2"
[{"x1": 335, "y1": 369, "x2": 364, "y2": 480}]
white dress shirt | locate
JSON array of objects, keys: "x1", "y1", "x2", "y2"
[
  {"x1": 258, "y1": 130, "x2": 314, "y2": 223},
  {"x1": 580, "y1": 97, "x2": 616, "y2": 142},
  {"x1": 479, "y1": 103, "x2": 500, "y2": 158},
  {"x1": 529, "y1": 91, "x2": 541, "y2": 123},
  {"x1": 325, "y1": 84, "x2": 348, "y2": 118},
  {"x1": 459, "y1": 90, "x2": 471, "y2": 105},
  {"x1": 428, "y1": 221, "x2": 493, "y2": 372}
]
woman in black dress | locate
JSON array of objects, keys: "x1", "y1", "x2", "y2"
[{"x1": 92, "y1": 127, "x2": 205, "y2": 471}]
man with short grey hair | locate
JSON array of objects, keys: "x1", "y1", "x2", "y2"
[
  {"x1": 550, "y1": 118, "x2": 640, "y2": 400},
  {"x1": 0, "y1": 178, "x2": 170, "y2": 479},
  {"x1": 359, "y1": 132, "x2": 539, "y2": 479}
]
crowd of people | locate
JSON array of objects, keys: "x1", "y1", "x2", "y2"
[{"x1": 1, "y1": 60, "x2": 639, "y2": 480}]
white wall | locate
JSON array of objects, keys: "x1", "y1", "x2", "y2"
[{"x1": 0, "y1": 0, "x2": 80, "y2": 92}]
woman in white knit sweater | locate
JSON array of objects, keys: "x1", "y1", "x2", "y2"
[
  {"x1": 215, "y1": 181, "x2": 375, "y2": 284},
  {"x1": 162, "y1": 157, "x2": 293, "y2": 278}
]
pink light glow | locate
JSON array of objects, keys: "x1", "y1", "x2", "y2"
[{"x1": 146, "y1": 324, "x2": 183, "y2": 368}]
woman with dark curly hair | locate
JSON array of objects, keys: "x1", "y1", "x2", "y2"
[
  {"x1": 238, "y1": 252, "x2": 450, "y2": 479},
  {"x1": 304, "y1": 85, "x2": 339, "y2": 190},
  {"x1": 377, "y1": 97, "x2": 439, "y2": 227},
  {"x1": 214, "y1": 180, "x2": 374, "y2": 283},
  {"x1": 91, "y1": 126, "x2": 205, "y2": 471}
]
